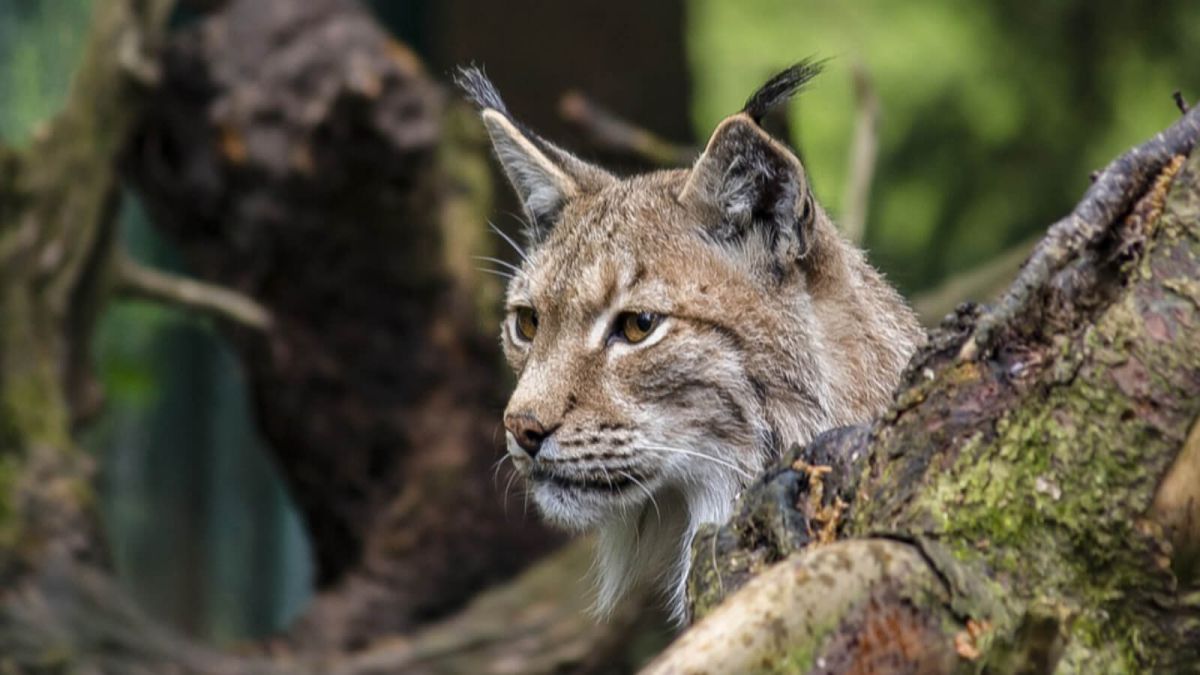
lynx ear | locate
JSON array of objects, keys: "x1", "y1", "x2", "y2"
[
  {"x1": 456, "y1": 66, "x2": 613, "y2": 243},
  {"x1": 480, "y1": 110, "x2": 577, "y2": 238},
  {"x1": 680, "y1": 61, "x2": 822, "y2": 267}
]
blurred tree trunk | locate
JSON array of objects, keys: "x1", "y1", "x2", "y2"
[
  {"x1": 119, "y1": 0, "x2": 694, "y2": 651},
  {"x1": 121, "y1": 0, "x2": 568, "y2": 650},
  {"x1": 2, "y1": 0, "x2": 659, "y2": 670},
  {"x1": 0, "y1": 0, "x2": 173, "y2": 576}
]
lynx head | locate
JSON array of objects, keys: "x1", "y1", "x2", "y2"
[{"x1": 458, "y1": 63, "x2": 922, "y2": 624}]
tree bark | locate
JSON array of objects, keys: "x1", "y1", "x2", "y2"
[{"x1": 651, "y1": 106, "x2": 1200, "y2": 673}]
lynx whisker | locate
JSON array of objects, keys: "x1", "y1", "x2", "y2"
[
  {"x1": 601, "y1": 465, "x2": 634, "y2": 523},
  {"x1": 502, "y1": 466, "x2": 522, "y2": 516},
  {"x1": 491, "y1": 453, "x2": 512, "y2": 490},
  {"x1": 476, "y1": 266, "x2": 516, "y2": 281},
  {"x1": 488, "y1": 220, "x2": 531, "y2": 264},
  {"x1": 502, "y1": 209, "x2": 539, "y2": 241},
  {"x1": 620, "y1": 470, "x2": 661, "y2": 524},
  {"x1": 639, "y1": 444, "x2": 755, "y2": 482},
  {"x1": 597, "y1": 463, "x2": 614, "y2": 487},
  {"x1": 472, "y1": 255, "x2": 528, "y2": 279}
]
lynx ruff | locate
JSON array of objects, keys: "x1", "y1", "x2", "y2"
[{"x1": 458, "y1": 62, "x2": 923, "y2": 625}]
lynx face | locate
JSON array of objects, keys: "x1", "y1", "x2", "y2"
[
  {"x1": 459, "y1": 64, "x2": 923, "y2": 623},
  {"x1": 500, "y1": 176, "x2": 772, "y2": 534}
]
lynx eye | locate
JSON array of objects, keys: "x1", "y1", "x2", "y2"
[
  {"x1": 617, "y1": 311, "x2": 660, "y2": 344},
  {"x1": 514, "y1": 307, "x2": 539, "y2": 341}
]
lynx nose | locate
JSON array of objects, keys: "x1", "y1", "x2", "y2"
[{"x1": 505, "y1": 414, "x2": 556, "y2": 457}]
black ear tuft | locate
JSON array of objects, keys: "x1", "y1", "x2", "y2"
[
  {"x1": 742, "y1": 59, "x2": 825, "y2": 125},
  {"x1": 453, "y1": 64, "x2": 617, "y2": 245},
  {"x1": 454, "y1": 65, "x2": 511, "y2": 117}
]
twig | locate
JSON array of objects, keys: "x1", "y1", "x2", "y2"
[
  {"x1": 113, "y1": 252, "x2": 273, "y2": 331},
  {"x1": 912, "y1": 235, "x2": 1041, "y2": 326},
  {"x1": 840, "y1": 63, "x2": 880, "y2": 244},
  {"x1": 558, "y1": 91, "x2": 697, "y2": 166},
  {"x1": 965, "y1": 99, "x2": 1200, "y2": 357},
  {"x1": 1174, "y1": 91, "x2": 1190, "y2": 115}
]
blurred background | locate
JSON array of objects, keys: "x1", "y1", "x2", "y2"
[{"x1": 1, "y1": 0, "x2": 1197, "y2": 654}]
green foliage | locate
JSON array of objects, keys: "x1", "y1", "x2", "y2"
[
  {"x1": 0, "y1": 0, "x2": 92, "y2": 144},
  {"x1": 687, "y1": 0, "x2": 1200, "y2": 292}
]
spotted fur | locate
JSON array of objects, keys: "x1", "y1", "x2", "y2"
[{"x1": 460, "y1": 66, "x2": 924, "y2": 624}]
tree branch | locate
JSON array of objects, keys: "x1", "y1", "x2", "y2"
[
  {"x1": 840, "y1": 63, "x2": 881, "y2": 244},
  {"x1": 647, "y1": 540, "x2": 959, "y2": 674},
  {"x1": 113, "y1": 252, "x2": 273, "y2": 331},
  {"x1": 0, "y1": 540, "x2": 650, "y2": 675},
  {"x1": 559, "y1": 91, "x2": 697, "y2": 166},
  {"x1": 967, "y1": 95, "x2": 1200, "y2": 356},
  {"x1": 335, "y1": 539, "x2": 653, "y2": 675}
]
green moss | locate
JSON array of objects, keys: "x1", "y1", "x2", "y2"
[
  {"x1": 2, "y1": 372, "x2": 71, "y2": 450},
  {"x1": 0, "y1": 453, "x2": 19, "y2": 549},
  {"x1": 911, "y1": 327, "x2": 1189, "y2": 666},
  {"x1": 1, "y1": 278, "x2": 70, "y2": 446}
]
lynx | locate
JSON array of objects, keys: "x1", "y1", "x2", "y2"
[{"x1": 458, "y1": 62, "x2": 924, "y2": 624}]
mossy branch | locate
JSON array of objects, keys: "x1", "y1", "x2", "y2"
[{"x1": 647, "y1": 540, "x2": 958, "y2": 674}]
